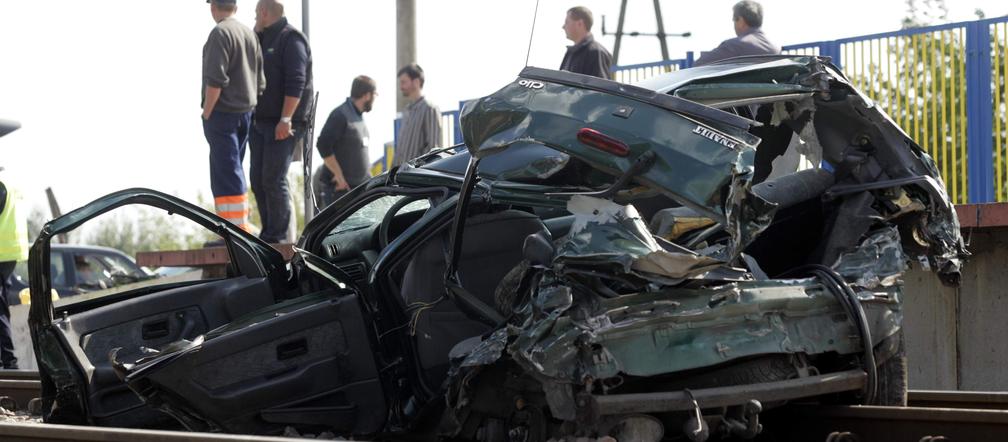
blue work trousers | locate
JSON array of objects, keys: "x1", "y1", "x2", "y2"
[
  {"x1": 203, "y1": 111, "x2": 252, "y2": 197},
  {"x1": 249, "y1": 121, "x2": 297, "y2": 243},
  {"x1": 0, "y1": 261, "x2": 18, "y2": 369}
]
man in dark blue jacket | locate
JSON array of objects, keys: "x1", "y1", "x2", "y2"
[
  {"x1": 250, "y1": 0, "x2": 313, "y2": 243},
  {"x1": 560, "y1": 6, "x2": 613, "y2": 79}
]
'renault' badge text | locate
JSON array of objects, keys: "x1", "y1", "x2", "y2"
[{"x1": 691, "y1": 124, "x2": 739, "y2": 149}]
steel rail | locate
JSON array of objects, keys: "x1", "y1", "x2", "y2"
[
  {"x1": 908, "y1": 390, "x2": 1008, "y2": 410},
  {"x1": 0, "y1": 422, "x2": 329, "y2": 441},
  {"x1": 0, "y1": 370, "x2": 40, "y2": 412},
  {"x1": 766, "y1": 404, "x2": 1008, "y2": 441}
]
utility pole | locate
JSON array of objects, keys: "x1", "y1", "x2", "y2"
[
  {"x1": 603, "y1": 0, "x2": 690, "y2": 65},
  {"x1": 612, "y1": 0, "x2": 628, "y2": 65},
  {"x1": 300, "y1": 0, "x2": 314, "y2": 226},
  {"x1": 652, "y1": 0, "x2": 669, "y2": 61},
  {"x1": 396, "y1": 0, "x2": 416, "y2": 112},
  {"x1": 44, "y1": 188, "x2": 67, "y2": 244},
  {"x1": 301, "y1": 0, "x2": 310, "y2": 38}
]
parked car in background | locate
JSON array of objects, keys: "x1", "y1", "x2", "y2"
[
  {"x1": 9, "y1": 244, "x2": 155, "y2": 304},
  {"x1": 28, "y1": 56, "x2": 966, "y2": 441}
]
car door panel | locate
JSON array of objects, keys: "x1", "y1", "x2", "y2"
[
  {"x1": 121, "y1": 289, "x2": 386, "y2": 435},
  {"x1": 29, "y1": 189, "x2": 290, "y2": 427},
  {"x1": 55, "y1": 277, "x2": 275, "y2": 427}
]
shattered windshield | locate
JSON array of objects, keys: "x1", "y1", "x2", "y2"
[{"x1": 330, "y1": 196, "x2": 429, "y2": 235}]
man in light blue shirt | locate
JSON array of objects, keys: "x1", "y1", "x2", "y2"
[{"x1": 695, "y1": 1, "x2": 781, "y2": 66}]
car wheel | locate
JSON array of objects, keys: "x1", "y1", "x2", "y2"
[{"x1": 870, "y1": 330, "x2": 908, "y2": 406}]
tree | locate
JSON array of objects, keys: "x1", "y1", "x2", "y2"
[
  {"x1": 842, "y1": 0, "x2": 1007, "y2": 203},
  {"x1": 85, "y1": 167, "x2": 310, "y2": 257},
  {"x1": 86, "y1": 208, "x2": 213, "y2": 258},
  {"x1": 901, "y1": 0, "x2": 948, "y2": 30},
  {"x1": 25, "y1": 206, "x2": 49, "y2": 242}
]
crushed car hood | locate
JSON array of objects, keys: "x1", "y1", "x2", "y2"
[
  {"x1": 460, "y1": 67, "x2": 772, "y2": 259},
  {"x1": 460, "y1": 59, "x2": 966, "y2": 283}
]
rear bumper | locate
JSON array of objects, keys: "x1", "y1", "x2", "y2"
[{"x1": 590, "y1": 369, "x2": 866, "y2": 415}]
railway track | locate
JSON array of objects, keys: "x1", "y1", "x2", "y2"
[
  {"x1": 908, "y1": 389, "x2": 1008, "y2": 410},
  {"x1": 1, "y1": 371, "x2": 1006, "y2": 441},
  {"x1": 763, "y1": 404, "x2": 1008, "y2": 441},
  {"x1": 0, "y1": 423, "x2": 327, "y2": 441},
  {"x1": 757, "y1": 390, "x2": 1008, "y2": 441},
  {"x1": 0, "y1": 370, "x2": 40, "y2": 413}
]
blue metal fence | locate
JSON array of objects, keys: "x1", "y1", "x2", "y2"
[{"x1": 610, "y1": 57, "x2": 691, "y2": 83}]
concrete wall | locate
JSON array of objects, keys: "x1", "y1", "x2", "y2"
[
  {"x1": 904, "y1": 227, "x2": 1008, "y2": 391},
  {"x1": 903, "y1": 268, "x2": 959, "y2": 389},
  {"x1": 9, "y1": 303, "x2": 32, "y2": 370}
]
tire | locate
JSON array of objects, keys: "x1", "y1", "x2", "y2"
[{"x1": 870, "y1": 330, "x2": 908, "y2": 406}]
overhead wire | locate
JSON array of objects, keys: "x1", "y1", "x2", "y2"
[{"x1": 524, "y1": 0, "x2": 541, "y2": 67}]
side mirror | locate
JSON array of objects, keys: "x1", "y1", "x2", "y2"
[{"x1": 523, "y1": 231, "x2": 555, "y2": 267}]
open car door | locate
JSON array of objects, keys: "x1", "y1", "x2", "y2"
[{"x1": 28, "y1": 189, "x2": 384, "y2": 435}]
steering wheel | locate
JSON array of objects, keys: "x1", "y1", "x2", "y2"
[{"x1": 378, "y1": 195, "x2": 430, "y2": 249}]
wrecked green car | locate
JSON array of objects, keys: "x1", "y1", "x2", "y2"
[{"x1": 29, "y1": 56, "x2": 965, "y2": 441}]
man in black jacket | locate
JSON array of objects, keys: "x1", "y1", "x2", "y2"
[
  {"x1": 560, "y1": 6, "x2": 613, "y2": 80},
  {"x1": 314, "y1": 76, "x2": 376, "y2": 208},
  {"x1": 249, "y1": 0, "x2": 313, "y2": 244}
]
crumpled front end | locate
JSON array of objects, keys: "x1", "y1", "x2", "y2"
[{"x1": 442, "y1": 59, "x2": 966, "y2": 440}]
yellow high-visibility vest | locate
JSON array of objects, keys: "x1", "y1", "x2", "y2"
[{"x1": 0, "y1": 181, "x2": 29, "y2": 263}]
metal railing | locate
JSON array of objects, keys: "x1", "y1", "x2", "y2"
[
  {"x1": 611, "y1": 58, "x2": 690, "y2": 84},
  {"x1": 608, "y1": 16, "x2": 1008, "y2": 204}
]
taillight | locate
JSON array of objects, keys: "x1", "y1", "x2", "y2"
[{"x1": 577, "y1": 128, "x2": 630, "y2": 157}]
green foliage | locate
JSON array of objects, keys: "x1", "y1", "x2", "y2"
[
  {"x1": 83, "y1": 167, "x2": 310, "y2": 259},
  {"x1": 85, "y1": 207, "x2": 213, "y2": 258},
  {"x1": 902, "y1": 0, "x2": 948, "y2": 30},
  {"x1": 25, "y1": 206, "x2": 48, "y2": 242},
  {"x1": 843, "y1": 4, "x2": 1008, "y2": 203}
]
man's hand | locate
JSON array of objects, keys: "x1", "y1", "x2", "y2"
[
  {"x1": 275, "y1": 120, "x2": 294, "y2": 140},
  {"x1": 331, "y1": 174, "x2": 349, "y2": 191},
  {"x1": 203, "y1": 86, "x2": 221, "y2": 121},
  {"x1": 323, "y1": 155, "x2": 349, "y2": 191},
  {"x1": 276, "y1": 96, "x2": 301, "y2": 141}
]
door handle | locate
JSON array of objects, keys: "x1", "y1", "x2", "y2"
[
  {"x1": 276, "y1": 339, "x2": 308, "y2": 360},
  {"x1": 141, "y1": 319, "x2": 170, "y2": 340}
]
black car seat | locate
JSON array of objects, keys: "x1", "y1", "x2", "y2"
[{"x1": 400, "y1": 209, "x2": 548, "y2": 387}]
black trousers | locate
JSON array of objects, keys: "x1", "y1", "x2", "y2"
[{"x1": 0, "y1": 261, "x2": 18, "y2": 369}]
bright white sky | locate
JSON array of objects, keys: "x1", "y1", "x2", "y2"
[{"x1": 0, "y1": 0, "x2": 1004, "y2": 215}]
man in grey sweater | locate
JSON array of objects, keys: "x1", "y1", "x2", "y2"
[
  {"x1": 393, "y1": 64, "x2": 441, "y2": 167},
  {"x1": 201, "y1": 0, "x2": 264, "y2": 231},
  {"x1": 694, "y1": 1, "x2": 780, "y2": 66}
]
